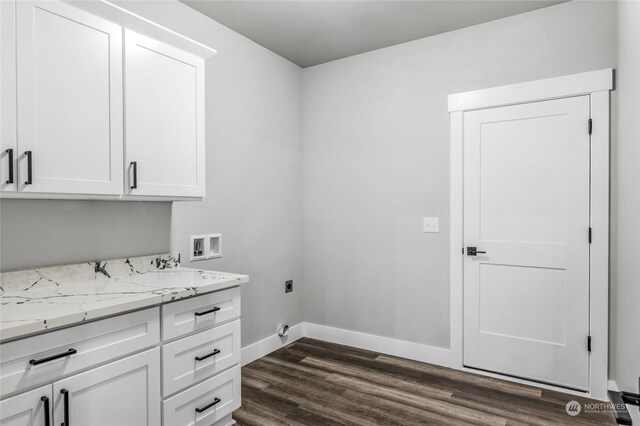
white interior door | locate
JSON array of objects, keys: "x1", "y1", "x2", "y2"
[
  {"x1": 463, "y1": 96, "x2": 591, "y2": 390},
  {"x1": 16, "y1": 0, "x2": 123, "y2": 195},
  {"x1": 52, "y1": 348, "x2": 160, "y2": 426},
  {"x1": 124, "y1": 29, "x2": 205, "y2": 198}
]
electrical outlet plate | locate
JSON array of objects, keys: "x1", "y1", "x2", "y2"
[
  {"x1": 190, "y1": 234, "x2": 222, "y2": 261},
  {"x1": 285, "y1": 280, "x2": 293, "y2": 293},
  {"x1": 423, "y1": 217, "x2": 439, "y2": 233}
]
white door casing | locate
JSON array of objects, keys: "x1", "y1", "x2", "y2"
[
  {"x1": 124, "y1": 29, "x2": 205, "y2": 198},
  {"x1": 16, "y1": 0, "x2": 123, "y2": 195},
  {"x1": 463, "y1": 96, "x2": 591, "y2": 390},
  {"x1": 449, "y1": 68, "x2": 612, "y2": 399}
]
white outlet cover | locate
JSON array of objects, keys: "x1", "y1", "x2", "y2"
[{"x1": 423, "y1": 217, "x2": 439, "y2": 233}]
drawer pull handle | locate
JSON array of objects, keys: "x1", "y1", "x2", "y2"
[
  {"x1": 195, "y1": 349, "x2": 220, "y2": 361},
  {"x1": 41, "y1": 396, "x2": 50, "y2": 426},
  {"x1": 24, "y1": 150, "x2": 33, "y2": 185},
  {"x1": 130, "y1": 161, "x2": 137, "y2": 189},
  {"x1": 194, "y1": 306, "x2": 220, "y2": 317},
  {"x1": 5, "y1": 149, "x2": 13, "y2": 184},
  {"x1": 195, "y1": 397, "x2": 221, "y2": 413},
  {"x1": 29, "y1": 349, "x2": 77, "y2": 366},
  {"x1": 60, "y1": 389, "x2": 70, "y2": 426}
]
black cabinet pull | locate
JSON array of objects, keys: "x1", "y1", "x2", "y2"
[
  {"x1": 5, "y1": 149, "x2": 13, "y2": 184},
  {"x1": 29, "y1": 349, "x2": 77, "y2": 366},
  {"x1": 195, "y1": 397, "x2": 221, "y2": 413},
  {"x1": 195, "y1": 349, "x2": 220, "y2": 362},
  {"x1": 41, "y1": 396, "x2": 50, "y2": 426},
  {"x1": 60, "y1": 389, "x2": 69, "y2": 426},
  {"x1": 194, "y1": 306, "x2": 220, "y2": 317},
  {"x1": 24, "y1": 151, "x2": 32, "y2": 185},
  {"x1": 130, "y1": 161, "x2": 137, "y2": 189}
]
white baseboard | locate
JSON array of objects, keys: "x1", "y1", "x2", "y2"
[
  {"x1": 241, "y1": 323, "x2": 304, "y2": 366},
  {"x1": 303, "y1": 322, "x2": 457, "y2": 368}
]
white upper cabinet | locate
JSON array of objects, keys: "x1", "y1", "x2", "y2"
[
  {"x1": 1, "y1": 0, "x2": 17, "y2": 192},
  {"x1": 0, "y1": 0, "x2": 214, "y2": 200},
  {"x1": 15, "y1": 0, "x2": 123, "y2": 195},
  {"x1": 124, "y1": 30, "x2": 206, "y2": 198}
]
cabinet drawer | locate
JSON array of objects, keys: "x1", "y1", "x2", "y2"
[
  {"x1": 0, "y1": 308, "x2": 159, "y2": 397},
  {"x1": 162, "y1": 287, "x2": 240, "y2": 341},
  {"x1": 163, "y1": 320, "x2": 240, "y2": 397},
  {"x1": 163, "y1": 364, "x2": 241, "y2": 426}
]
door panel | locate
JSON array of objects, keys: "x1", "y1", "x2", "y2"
[
  {"x1": 124, "y1": 29, "x2": 205, "y2": 197},
  {"x1": 1, "y1": 0, "x2": 17, "y2": 192},
  {"x1": 16, "y1": 0, "x2": 123, "y2": 194},
  {"x1": 52, "y1": 348, "x2": 160, "y2": 426},
  {"x1": 0, "y1": 385, "x2": 51, "y2": 426},
  {"x1": 463, "y1": 96, "x2": 590, "y2": 390}
]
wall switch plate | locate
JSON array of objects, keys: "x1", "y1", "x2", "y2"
[
  {"x1": 423, "y1": 217, "x2": 439, "y2": 233},
  {"x1": 190, "y1": 234, "x2": 222, "y2": 261}
]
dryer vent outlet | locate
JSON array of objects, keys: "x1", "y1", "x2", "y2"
[{"x1": 277, "y1": 324, "x2": 289, "y2": 337}]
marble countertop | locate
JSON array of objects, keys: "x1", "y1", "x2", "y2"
[{"x1": 0, "y1": 254, "x2": 248, "y2": 342}]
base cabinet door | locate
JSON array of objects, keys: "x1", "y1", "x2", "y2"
[
  {"x1": 0, "y1": 385, "x2": 52, "y2": 426},
  {"x1": 52, "y1": 348, "x2": 160, "y2": 426}
]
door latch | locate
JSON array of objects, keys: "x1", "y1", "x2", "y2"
[{"x1": 466, "y1": 247, "x2": 486, "y2": 256}]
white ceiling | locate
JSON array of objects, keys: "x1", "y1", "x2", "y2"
[{"x1": 181, "y1": 0, "x2": 567, "y2": 68}]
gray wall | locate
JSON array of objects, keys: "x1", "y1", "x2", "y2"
[
  {"x1": 112, "y1": 1, "x2": 304, "y2": 347},
  {"x1": 611, "y1": 0, "x2": 640, "y2": 396},
  {"x1": 0, "y1": 200, "x2": 171, "y2": 270},
  {"x1": 302, "y1": 0, "x2": 617, "y2": 348}
]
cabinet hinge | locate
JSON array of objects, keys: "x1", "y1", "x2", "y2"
[
  {"x1": 588, "y1": 119, "x2": 593, "y2": 135},
  {"x1": 589, "y1": 227, "x2": 592, "y2": 243},
  {"x1": 588, "y1": 335, "x2": 592, "y2": 352}
]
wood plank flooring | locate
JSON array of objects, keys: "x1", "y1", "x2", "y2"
[{"x1": 233, "y1": 338, "x2": 615, "y2": 425}]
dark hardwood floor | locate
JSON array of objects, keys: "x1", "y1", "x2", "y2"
[{"x1": 233, "y1": 338, "x2": 615, "y2": 425}]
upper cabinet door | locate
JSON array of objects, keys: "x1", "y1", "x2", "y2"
[
  {"x1": 16, "y1": 0, "x2": 123, "y2": 195},
  {"x1": 124, "y1": 29, "x2": 206, "y2": 198},
  {"x1": 1, "y1": 0, "x2": 17, "y2": 192}
]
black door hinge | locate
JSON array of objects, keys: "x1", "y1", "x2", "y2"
[
  {"x1": 589, "y1": 227, "x2": 592, "y2": 243},
  {"x1": 588, "y1": 119, "x2": 593, "y2": 135},
  {"x1": 588, "y1": 335, "x2": 592, "y2": 352}
]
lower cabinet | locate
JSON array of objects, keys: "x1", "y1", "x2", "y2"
[
  {"x1": 0, "y1": 385, "x2": 50, "y2": 426},
  {"x1": 0, "y1": 289, "x2": 241, "y2": 426},
  {"x1": 0, "y1": 349, "x2": 160, "y2": 426},
  {"x1": 53, "y1": 348, "x2": 160, "y2": 426}
]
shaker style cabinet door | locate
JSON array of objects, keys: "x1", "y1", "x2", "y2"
[
  {"x1": 0, "y1": 385, "x2": 52, "y2": 426},
  {"x1": 124, "y1": 29, "x2": 206, "y2": 198},
  {"x1": 15, "y1": 0, "x2": 123, "y2": 195},
  {"x1": 52, "y1": 348, "x2": 161, "y2": 426},
  {"x1": 0, "y1": 0, "x2": 17, "y2": 193}
]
